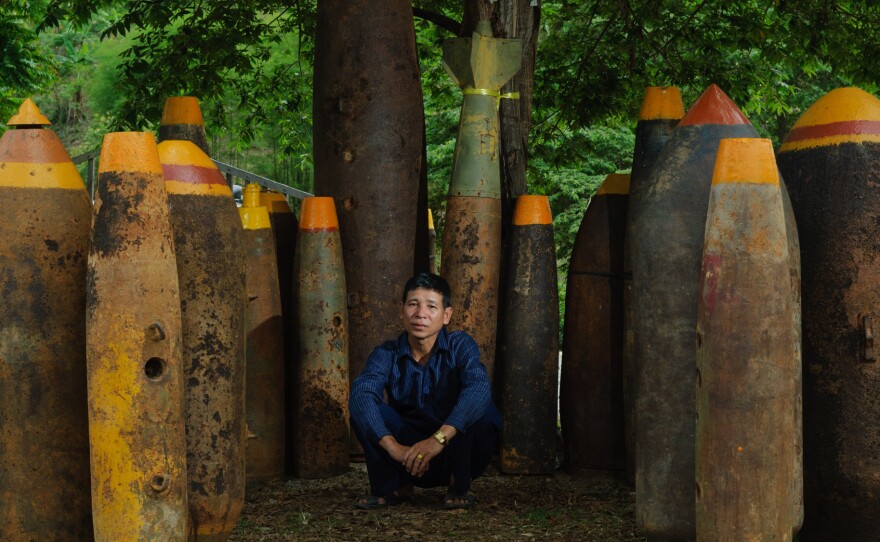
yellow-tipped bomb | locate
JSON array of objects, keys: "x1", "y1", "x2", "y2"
[{"x1": 159, "y1": 96, "x2": 210, "y2": 155}]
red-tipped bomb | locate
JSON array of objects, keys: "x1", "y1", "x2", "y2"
[
  {"x1": 778, "y1": 87, "x2": 880, "y2": 540},
  {"x1": 158, "y1": 139, "x2": 246, "y2": 542},
  {"x1": 87, "y1": 132, "x2": 187, "y2": 540},
  {"x1": 623, "y1": 87, "x2": 684, "y2": 483},
  {"x1": 240, "y1": 184, "x2": 285, "y2": 490},
  {"x1": 561, "y1": 173, "x2": 629, "y2": 478},
  {"x1": 631, "y1": 84, "x2": 759, "y2": 539},
  {"x1": 498, "y1": 196, "x2": 559, "y2": 474},
  {"x1": 0, "y1": 99, "x2": 93, "y2": 540},
  {"x1": 159, "y1": 96, "x2": 210, "y2": 154},
  {"x1": 695, "y1": 139, "x2": 801, "y2": 540},
  {"x1": 291, "y1": 197, "x2": 350, "y2": 478}
]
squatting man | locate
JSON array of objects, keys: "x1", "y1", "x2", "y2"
[{"x1": 349, "y1": 272, "x2": 502, "y2": 509}]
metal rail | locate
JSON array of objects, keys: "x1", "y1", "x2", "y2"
[{"x1": 72, "y1": 149, "x2": 312, "y2": 201}]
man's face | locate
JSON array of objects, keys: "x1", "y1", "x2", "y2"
[{"x1": 400, "y1": 287, "x2": 453, "y2": 341}]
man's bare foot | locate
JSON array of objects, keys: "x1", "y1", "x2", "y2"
[{"x1": 444, "y1": 488, "x2": 476, "y2": 509}]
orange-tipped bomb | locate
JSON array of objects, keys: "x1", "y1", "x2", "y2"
[
  {"x1": 239, "y1": 184, "x2": 285, "y2": 490},
  {"x1": 428, "y1": 208, "x2": 437, "y2": 274},
  {"x1": 623, "y1": 86, "x2": 684, "y2": 483},
  {"x1": 497, "y1": 195, "x2": 559, "y2": 474},
  {"x1": 158, "y1": 139, "x2": 246, "y2": 542},
  {"x1": 0, "y1": 99, "x2": 93, "y2": 540},
  {"x1": 159, "y1": 96, "x2": 210, "y2": 154},
  {"x1": 87, "y1": 132, "x2": 187, "y2": 541},
  {"x1": 778, "y1": 87, "x2": 880, "y2": 540},
  {"x1": 696, "y1": 139, "x2": 800, "y2": 540},
  {"x1": 561, "y1": 173, "x2": 629, "y2": 479},
  {"x1": 631, "y1": 84, "x2": 760, "y2": 539},
  {"x1": 291, "y1": 197, "x2": 350, "y2": 478}
]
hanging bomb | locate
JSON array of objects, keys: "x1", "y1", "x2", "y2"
[
  {"x1": 313, "y1": 0, "x2": 425, "y2": 457},
  {"x1": 240, "y1": 184, "x2": 285, "y2": 490},
  {"x1": 87, "y1": 132, "x2": 187, "y2": 541},
  {"x1": 291, "y1": 197, "x2": 350, "y2": 478},
  {"x1": 777, "y1": 87, "x2": 880, "y2": 541},
  {"x1": 440, "y1": 20, "x2": 522, "y2": 381},
  {"x1": 622, "y1": 87, "x2": 684, "y2": 484},
  {"x1": 561, "y1": 173, "x2": 629, "y2": 478},
  {"x1": 158, "y1": 139, "x2": 246, "y2": 542},
  {"x1": 158, "y1": 96, "x2": 210, "y2": 155},
  {"x1": 631, "y1": 84, "x2": 760, "y2": 540},
  {"x1": 695, "y1": 138, "x2": 801, "y2": 541},
  {"x1": 498, "y1": 195, "x2": 559, "y2": 474},
  {"x1": 0, "y1": 99, "x2": 93, "y2": 540}
]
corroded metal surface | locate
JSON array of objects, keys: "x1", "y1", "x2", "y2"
[
  {"x1": 561, "y1": 176, "x2": 628, "y2": 477},
  {"x1": 695, "y1": 139, "x2": 800, "y2": 540},
  {"x1": 291, "y1": 200, "x2": 350, "y2": 478},
  {"x1": 631, "y1": 85, "x2": 756, "y2": 540},
  {"x1": 159, "y1": 140, "x2": 246, "y2": 542},
  {"x1": 313, "y1": 0, "x2": 424, "y2": 456},
  {"x1": 623, "y1": 95, "x2": 681, "y2": 484},
  {"x1": 778, "y1": 87, "x2": 880, "y2": 540},
  {"x1": 0, "y1": 124, "x2": 93, "y2": 540},
  {"x1": 158, "y1": 96, "x2": 210, "y2": 155},
  {"x1": 86, "y1": 132, "x2": 187, "y2": 541},
  {"x1": 441, "y1": 196, "x2": 503, "y2": 378},
  {"x1": 241, "y1": 199, "x2": 285, "y2": 491},
  {"x1": 498, "y1": 200, "x2": 558, "y2": 474}
]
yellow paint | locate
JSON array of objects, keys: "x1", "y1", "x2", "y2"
[
  {"x1": 259, "y1": 191, "x2": 292, "y2": 214},
  {"x1": 779, "y1": 133, "x2": 880, "y2": 152},
  {"x1": 712, "y1": 139, "x2": 779, "y2": 185},
  {"x1": 639, "y1": 87, "x2": 685, "y2": 121},
  {"x1": 790, "y1": 87, "x2": 880, "y2": 128},
  {"x1": 160, "y1": 96, "x2": 205, "y2": 125},
  {"x1": 164, "y1": 179, "x2": 232, "y2": 197},
  {"x1": 6, "y1": 98, "x2": 51, "y2": 126},
  {"x1": 597, "y1": 173, "x2": 631, "y2": 195},
  {"x1": 157, "y1": 140, "x2": 216, "y2": 168},
  {"x1": 0, "y1": 162, "x2": 85, "y2": 190},
  {"x1": 299, "y1": 197, "x2": 339, "y2": 230},
  {"x1": 239, "y1": 184, "x2": 271, "y2": 230},
  {"x1": 99, "y1": 132, "x2": 163, "y2": 175},
  {"x1": 428, "y1": 208, "x2": 435, "y2": 230},
  {"x1": 512, "y1": 195, "x2": 552, "y2": 225}
]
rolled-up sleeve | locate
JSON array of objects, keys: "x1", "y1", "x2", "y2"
[
  {"x1": 443, "y1": 333, "x2": 491, "y2": 432},
  {"x1": 349, "y1": 343, "x2": 394, "y2": 443}
]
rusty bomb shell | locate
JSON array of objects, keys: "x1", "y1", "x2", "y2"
[
  {"x1": 497, "y1": 196, "x2": 559, "y2": 474},
  {"x1": 239, "y1": 184, "x2": 285, "y2": 490},
  {"x1": 560, "y1": 173, "x2": 629, "y2": 478},
  {"x1": 259, "y1": 190, "x2": 299, "y2": 478},
  {"x1": 0, "y1": 99, "x2": 93, "y2": 540},
  {"x1": 87, "y1": 132, "x2": 187, "y2": 541},
  {"x1": 695, "y1": 139, "x2": 801, "y2": 540},
  {"x1": 631, "y1": 84, "x2": 759, "y2": 540},
  {"x1": 313, "y1": 0, "x2": 425, "y2": 456},
  {"x1": 159, "y1": 96, "x2": 210, "y2": 155},
  {"x1": 777, "y1": 87, "x2": 880, "y2": 541},
  {"x1": 623, "y1": 87, "x2": 684, "y2": 484},
  {"x1": 158, "y1": 139, "x2": 246, "y2": 542},
  {"x1": 440, "y1": 20, "x2": 523, "y2": 381},
  {"x1": 291, "y1": 197, "x2": 350, "y2": 478}
]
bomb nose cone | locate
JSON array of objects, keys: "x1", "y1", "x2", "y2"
[
  {"x1": 680, "y1": 84, "x2": 751, "y2": 126},
  {"x1": 239, "y1": 183, "x2": 271, "y2": 230},
  {"x1": 780, "y1": 87, "x2": 880, "y2": 151},
  {"x1": 639, "y1": 87, "x2": 685, "y2": 121},
  {"x1": 597, "y1": 173, "x2": 631, "y2": 195},
  {"x1": 161, "y1": 96, "x2": 205, "y2": 126},
  {"x1": 512, "y1": 195, "x2": 552, "y2": 225},
  {"x1": 299, "y1": 197, "x2": 339, "y2": 231},
  {"x1": 712, "y1": 138, "x2": 780, "y2": 186},
  {"x1": 428, "y1": 208, "x2": 435, "y2": 230},
  {"x1": 99, "y1": 132, "x2": 163, "y2": 174},
  {"x1": 7, "y1": 98, "x2": 51, "y2": 127}
]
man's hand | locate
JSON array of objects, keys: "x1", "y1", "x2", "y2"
[
  {"x1": 402, "y1": 437, "x2": 444, "y2": 477},
  {"x1": 378, "y1": 435, "x2": 409, "y2": 463}
]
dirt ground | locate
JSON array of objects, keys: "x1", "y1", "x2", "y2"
[{"x1": 230, "y1": 463, "x2": 645, "y2": 541}]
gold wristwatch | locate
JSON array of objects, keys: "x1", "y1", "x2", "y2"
[{"x1": 433, "y1": 430, "x2": 449, "y2": 447}]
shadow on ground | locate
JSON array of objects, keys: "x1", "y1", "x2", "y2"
[{"x1": 231, "y1": 463, "x2": 646, "y2": 541}]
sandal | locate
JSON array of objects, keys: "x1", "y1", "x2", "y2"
[
  {"x1": 353, "y1": 492, "x2": 407, "y2": 510},
  {"x1": 444, "y1": 490, "x2": 477, "y2": 510}
]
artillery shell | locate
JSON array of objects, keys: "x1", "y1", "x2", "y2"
[
  {"x1": 158, "y1": 97, "x2": 210, "y2": 155},
  {"x1": 87, "y1": 131, "x2": 187, "y2": 541},
  {"x1": 291, "y1": 197, "x2": 350, "y2": 478},
  {"x1": 0, "y1": 99, "x2": 93, "y2": 540}
]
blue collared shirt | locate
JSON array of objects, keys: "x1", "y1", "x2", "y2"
[{"x1": 349, "y1": 327, "x2": 501, "y2": 443}]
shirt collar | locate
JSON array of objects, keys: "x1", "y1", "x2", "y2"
[{"x1": 397, "y1": 326, "x2": 452, "y2": 363}]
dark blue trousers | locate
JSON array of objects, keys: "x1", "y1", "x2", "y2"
[{"x1": 351, "y1": 403, "x2": 500, "y2": 497}]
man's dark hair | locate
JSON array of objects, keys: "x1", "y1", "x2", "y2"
[{"x1": 401, "y1": 272, "x2": 452, "y2": 308}]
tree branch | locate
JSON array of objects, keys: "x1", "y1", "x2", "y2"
[{"x1": 413, "y1": 7, "x2": 460, "y2": 35}]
